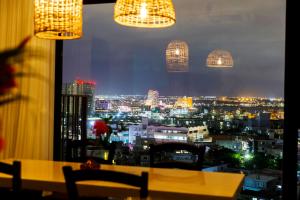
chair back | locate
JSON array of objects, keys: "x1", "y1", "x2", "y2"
[
  {"x1": 85, "y1": 142, "x2": 117, "y2": 164},
  {"x1": 0, "y1": 161, "x2": 21, "y2": 192},
  {"x1": 149, "y1": 142, "x2": 206, "y2": 170},
  {"x1": 63, "y1": 166, "x2": 148, "y2": 200}
]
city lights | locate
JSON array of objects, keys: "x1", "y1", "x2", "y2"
[
  {"x1": 62, "y1": 82, "x2": 284, "y2": 200},
  {"x1": 244, "y1": 153, "x2": 253, "y2": 160}
]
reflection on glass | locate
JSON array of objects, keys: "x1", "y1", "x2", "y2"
[
  {"x1": 166, "y1": 40, "x2": 189, "y2": 72},
  {"x1": 206, "y1": 49, "x2": 234, "y2": 68},
  {"x1": 62, "y1": 1, "x2": 285, "y2": 200}
]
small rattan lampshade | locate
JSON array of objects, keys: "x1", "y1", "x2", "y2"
[
  {"x1": 166, "y1": 40, "x2": 189, "y2": 72},
  {"x1": 206, "y1": 49, "x2": 234, "y2": 68},
  {"x1": 114, "y1": 0, "x2": 176, "y2": 28},
  {"x1": 34, "y1": 0, "x2": 83, "y2": 40}
]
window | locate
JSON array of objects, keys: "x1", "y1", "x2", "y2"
[{"x1": 57, "y1": 0, "x2": 286, "y2": 199}]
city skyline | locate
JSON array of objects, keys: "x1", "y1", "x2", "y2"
[
  {"x1": 63, "y1": 0, "x2": 285, "y2": 98},
  {"x1": 64, "y1": 80, "x2": 284, "y2": 99},
  {"x1": 95, "y1": 90, "x2": 284, "y2": 100}
]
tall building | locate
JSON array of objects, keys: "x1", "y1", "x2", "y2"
[
  {"x1": 145, "y1": 89, "x2": 159, "y2": 109},
  {"x1": 61, "y1": 94, "x2": 88, "y2": 161},
  {"x1": 62, "y1": 79, "x2": 96, "y2": 115},
  {"x1": 256, "y1": 112, "x2": 271, "y2": 129}
]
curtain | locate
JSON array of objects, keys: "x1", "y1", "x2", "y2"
[{"x1": 0, "y1": 0, "x2": 55, "y2": 160}]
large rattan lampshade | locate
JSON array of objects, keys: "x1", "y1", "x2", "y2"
[
  {"x1": 206, "y1": 49, "x2": 234, "y2": 68},
  {"x1": 114, "y1": 0, "x2": 176, "y2": 28},
  {"x1": 34, "y1": 0, "x2": 83, "y2": 40},
  {"x1": 166, "y1": 40, "x2": 189, "y2": 72}
]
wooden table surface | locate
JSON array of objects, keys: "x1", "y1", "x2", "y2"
[{"x1": 0, "y1": 159, "x2": 244, "y2": 200}]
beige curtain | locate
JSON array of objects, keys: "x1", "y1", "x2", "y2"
[{"x1": 0, "y1": 0, "x2": 55, "y2": 160}]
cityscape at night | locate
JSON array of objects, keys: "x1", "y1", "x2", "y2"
[
  {"x1": 61, "y1": 1, "x2": 286, "y2": 199},
  {"x1": 3, "y1": 0, "x2": 300, "y2": 200},
  {"x1": 62, "y1": 79, "x2": 284, "y2": 199}
]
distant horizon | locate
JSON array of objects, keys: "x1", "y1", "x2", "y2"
[
  {"x1": 93, "y1": 93, "x2": 284, "y2": 99},
  {"x1": 63, "y1": 79, "x2": 285, "y2": 99}
]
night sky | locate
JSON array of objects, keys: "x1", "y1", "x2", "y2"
[{"x1": 63, "y1": 0, "x2": 286, "y2": 98}]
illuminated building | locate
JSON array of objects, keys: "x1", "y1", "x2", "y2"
[
  {"x1": 187, "y1": 126, "x2": 212, "y2": 143},
  {"x1": 270, "y1": 111, "x2": 284, "y2": 120},
  {"x1": 128, "y1": 117, "x2": 149, "y2": 144},
  {"x1": 243, "y1": 174, "x2": 278, "y2": 192},
  {"x1": 215, "y1": 136, "x2": 250, "y2": 153},
  {"x1": 118, "y1": 105, "x2": 132, "y2": 112},
  {"x1": 129, "y1": 124, "x2": 189, "y2": 145},
  {"x1": 95, "y1": 99, "x2": 110, "y2": 111},
  {"x1": 170, "y1": 108, "x2": 189, "y2": 116},
  {"x1": 62, "y1": 79, "x2": 96, "y2": 115},
  {"x1": 238, "y1": 97, "x2": 255, "y2": 103},
  {"x1": 256, "y1": 112, "x2": 271, "y2": 129},
  {"x1": 110, "y1": 131, "x2": 129, "y2": 144},
  {"x1": 61, "y1": 94, "x2": 88, "y2": 161},
  {"x1": 247, "y1": 113, "x2": 257, "y2": 119},
  {"x1": 174, "y1": 96, "x2": 193, "y2": 108},
  {"x1": 147, "y1": 126, "x2": 188, "y2": 143},
  {"x1": 129, "y1": 124, "x2": 145, "y2": 144},
  {"x1": 145, "y1": 89, "x2": 159, "y2": 109},
  {"x1": 218, "y1": 96, "x2": 228, "y2": 101}
]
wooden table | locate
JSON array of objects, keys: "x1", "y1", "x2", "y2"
[{"x1": 0, "y1": 159, "x2": 244, "y2": 200}]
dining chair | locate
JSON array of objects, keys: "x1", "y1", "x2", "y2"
[
  {"x1": 149, "y1": 142, "x2": 206, "y2": 171},
  {"x1": 0, "y1": 161, "x2": 21, "y2": 194},
  {"x1": 62, "y1": 166, "x2": 148, "y2": 200},
  {"x1": 0, "y1": 161, "x2": 42, "y2": 199}
]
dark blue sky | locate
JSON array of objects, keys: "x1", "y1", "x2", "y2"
[{"x1": 63, "y1": 0, "x2": 286, "y2": 97}]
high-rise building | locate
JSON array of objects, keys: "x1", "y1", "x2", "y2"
[
  {"x1": 257, "y1": 112, "x2": 271, "y2": 129},
  {"x1": 145, "y1": 89, "x2": 159, "y2": 109},
  {"x1": 62, "y1": 79, "x2": 96, "y2": 115},
  {"x1": 61, "y1": 94, "x2": 88, "y2": 161}
]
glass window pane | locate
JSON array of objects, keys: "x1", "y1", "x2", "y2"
[{"x1": 61, "y1": 1, "x2": 285, "y2": 199}]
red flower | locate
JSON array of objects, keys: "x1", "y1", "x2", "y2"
[
  {"x1": 93, "y1": 120, "x2": 109, "y2": 136},
  {"x1": 0, "y1": 64, "x2": 16, "y2": 95},
  {"x1": 0, "y1": 137, "x2": 5, "y2": 152},
  {"x1": 0, "y1": 36, "x2": 30, "y2": 97}
]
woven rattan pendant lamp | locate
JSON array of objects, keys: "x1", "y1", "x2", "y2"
[
  {"x1": 114, "y1": 0, "x2": 176, "y2": 28},
  {"x1": 206, "y1": 49, "x2": 234, "y2": 68},
  {"x1": 34, "y1": 0, "x2": 83, "y2": 40},
  {"x1": 166, "y1": 40, "x2": 189, "y2": 72}
]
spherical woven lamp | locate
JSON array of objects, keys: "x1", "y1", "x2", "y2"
[
  {"x1": 166, "y1": 40, "x2": 189, "y2": 72},
  {"x1": 34, "y1": 0, "x2": 83, "y2": 40},
  {"x1": 114, "y1": 0, "x2": 176, "y2": 28},
  {"x1": 206, "y1": 49, "x2": 234, "y2": 68}
]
